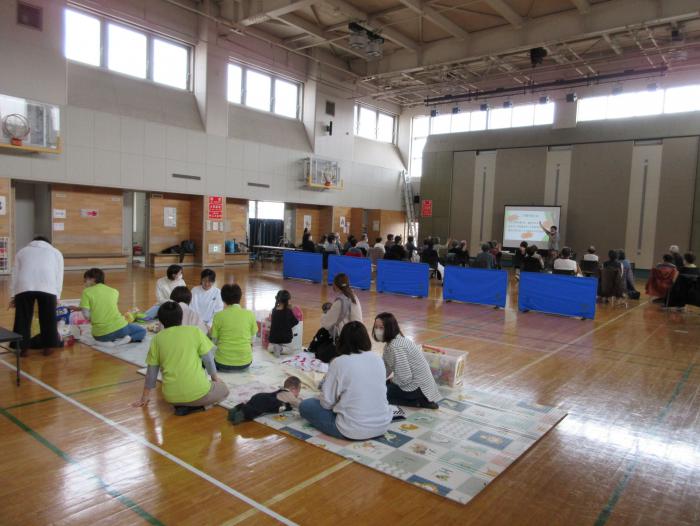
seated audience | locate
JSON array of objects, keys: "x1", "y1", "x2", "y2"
[
  {"x1": 373, "y1": 313, "x2": 440, "y2": 409},
  {"x1": 191, "y1": 269, "x2": 224, "y2": 327},
  {"x1": 269, "y1": 290, "x2": 299, "y2": 357},
  {"x1": 681, "y1": 252, "x2": 698, "y2": 275},
  {"x1": 299, "y1": 322, "x2": 393, "y2": 440},
  {"x1": 404, "y1": 235, "x2": 417, "y2": 260},
  {"x1": 345, "y1": 238, "x2": 364, "y2": 257},
  {"x1": 583, "y1": 246, "x2": 599, "y2": 262},
  {"x1": 133, "y1": 301, "x2": 228, "y2": 416},
  {"x1": 646, "y1": 254, "x2": 679, "y2": 302},
  {"x1": 323, "y1": 234, "x2": 340, "y2": 255},
  {"x1": 373, "y1": 237, "x2": 386, "y2": 256},
  {"x1": 79, "y1": 268, "x2": 146, "y2": 344},
  {"x1": 228, "y1": 376, "x2": 302, "y2": 423},
  {"x1": 156, "y1": 265, "x2": 186, "y2": 305},
  {"x1": 603, "y1": 250, "x2": 623, "y2": 272},
  {"x1": 342, "y1": 235, "x2": 355, "y2": 253},
  {"x1": 553, "y1": 247, "x2": 581, "y2": 275},
  {"x1": 385, "y1": 236, "x2": 407, "y2": 260},
  {"x1": 385, "y1": 234, "x2": 395, "y2": 249},
  {"x1": 301, "y1": 233, "x2": 316, "y2": 252},
  {"x1": 617, "y1": 250, "x2": 639, "y2": 296},
  {"x1": 211, "y1": 284, "x2": 257, "y2": 371},
  {"x1": 523, "y1": 245, "x2": 545, "y2": 270},
  {"x1": 170, "y1": 286, "x2": 208, "y2": 335},
  {"x1": 356, "y1": 234, "x2": 370, "y2": 252},
  {"x1": 669, "y1": 245, "x2": 684, "y2": 269},
  {"x1": 473, "y1": 243, "x2": 496, "y2": 269},
  {"x1": 320, "y1": 273, "x2": 363, "y2": 340},
  {"x1": 513, "y1": 241, "x2": 528, "y2": 276}
]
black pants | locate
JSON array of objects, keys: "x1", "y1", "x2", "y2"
[
  {"x1": 386, "y1": 381, "x2": 430, "y2": 408},
  {"x1": 13, "y1": 291, "x2": 60, "y2": 351}
]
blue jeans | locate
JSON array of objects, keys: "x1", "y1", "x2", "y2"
[
  {"x1": 299, "y1": 398, "x2": 346, "y2": 439},
  {"x1": 94, "y1": 323, "x2": 147, "y2": 343}
]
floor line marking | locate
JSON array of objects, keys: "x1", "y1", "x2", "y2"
[
  {"x1": 495, "y1": 301, "x2": 649, "y2": 385},
  {"x1": 0, "y1": 359, "x2": 297, "y2": 526},
  {"x1": 594, "y1": 361, "x2": 696, "y2": 526},
  {"x1": 0, "y1": 406, "x2": 164, "y2": 525},
  {"x1": 222, "y1": 460, "x2": 353, "y2": 526}
]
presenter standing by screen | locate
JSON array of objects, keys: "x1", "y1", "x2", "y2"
[{"x1": 539, "y1": 222, "x2": 559, "y2": 251}]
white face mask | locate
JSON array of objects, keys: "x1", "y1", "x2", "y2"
[{"x1": 374, "y1": 328, "x2": 384, "y2": 342}]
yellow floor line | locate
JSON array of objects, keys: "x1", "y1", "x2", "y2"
[{"x1": 222, "y1": 459, "x2": 353, "y2": 525}]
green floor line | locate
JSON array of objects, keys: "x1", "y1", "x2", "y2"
[
  {"x1": 594, "y1": 362, "x2": 696, "y2": 526},
  {"x1": 3, "y1": 377, "x2": 144, "y2": 410},
  {"x1": 0, "y1": 406, "x2": 164, "y2": 525}
]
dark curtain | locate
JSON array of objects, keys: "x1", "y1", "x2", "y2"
[{"x1": 249, "y1": 219, "x2": 284, "y2": 247}]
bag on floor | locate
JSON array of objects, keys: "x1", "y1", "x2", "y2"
[{"x1": 308, "y1": 327, "x2": 336, "y2": 363}]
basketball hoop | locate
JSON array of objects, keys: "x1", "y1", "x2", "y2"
[{"x1": 2, "y1": 113, "x2": 30, "y2": 146}]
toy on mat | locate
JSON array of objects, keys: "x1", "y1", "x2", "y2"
[{"x1": 422, "y1": 345, "x2": 467, "y2": 387}]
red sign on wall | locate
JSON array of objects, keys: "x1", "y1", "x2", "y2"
[
  {"x1": 208, "y1": 196, "x2": 223, "y2": 220},
  {"x1": 421, "y1": 199, "x2": 433, "y2": 218}
]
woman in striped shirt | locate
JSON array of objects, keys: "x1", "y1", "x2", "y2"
[{"x1": 373, "y1": 313, "x2": 441, "y2": 409}]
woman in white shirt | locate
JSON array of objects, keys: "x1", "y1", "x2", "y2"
[
  {"x1": 156, "y1": 265, "x2": 186, "y2": 305},
  {"x1": 373, "y1": 313, "x2": 441, "y2": 409},
  {"x1": 190, "y1": 269, "x2": 224, "y2": 326},
  {"x1": 320, "y1": 273, "x2": 363, "y2": 340},
  {"x1": 299, "y1": 321, "x2": 392, "y2": 440},
  {"x1": 553, "y1": 247, "x2": 581, "y2": 276}
]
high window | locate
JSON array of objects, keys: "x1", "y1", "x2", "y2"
[
  {"x1": 64, "y1": 8, "x2": 191, "y2": 90},
  {"x1": 227, "y1": 64, "x2": 301, "y2": 119},
  {"x1": 353, "y1": 104, "x2": 397, "y2": 144}
]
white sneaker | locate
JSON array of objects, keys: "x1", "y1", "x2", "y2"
[{"x1": 114, "y1": 335, "x2": 132, "y2": 346}]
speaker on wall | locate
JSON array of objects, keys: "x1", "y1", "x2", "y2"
[{"x1": 413, "y1": 195, "x2": 420, "y2": 204}]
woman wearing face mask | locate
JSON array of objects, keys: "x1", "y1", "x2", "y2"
[
  {"x1": 373, "y1": 312, "x2": 440, "y2": 409},
  {"x1": 156, "y1": 265, "x2": 186, "y2": 305},
  {"x1": 320, "y1": 273, "x2": 363, "y2": 341}
]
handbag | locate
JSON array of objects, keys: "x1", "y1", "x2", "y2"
[{"x1": 308, "y1": 327, "x2": 336, "y2": 363}]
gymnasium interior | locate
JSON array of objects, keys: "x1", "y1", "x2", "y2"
[{"x1": 1, "y1": 0, "x2": 699, "y2": 524}]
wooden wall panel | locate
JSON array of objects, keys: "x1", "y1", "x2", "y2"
[
  {"x1": 0, "y1": 177, "x2": 10, "y2": 238},
  {"x1": 149, "y1": 194, "x2": 194, "y2": 254},
  {"x1": 226, "y1": 199, "x2": 248, "y2": 244},
  {"x1": 380, "y1": 210, "x2": 407, "y2": 241},
  {"x1": 367, "y1": 209, "x2": 381, "y2": 242},
  {"x1": 293, "y1": 205, "x2": 324, "y2": 244},
  {"x1": 350, "y1": 208, "x2": 364, "y2": 239},
  {"x1": 51, "y1": 184, "x2": 123, "y2": 256},
  {"x1": 189, "y1": 197, "x2": 204, "y2": 265},
  {"x1": 332, "y1": 206, "x2": 352, "y2": 243},
  {"x1": 319, "y1": 207, "x2": 333, "y2": 240}
]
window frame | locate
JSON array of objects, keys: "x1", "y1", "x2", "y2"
[
  {"x1": 64, "y1": 6, "x2": 193, "y2": 91},
  {"x1": 227, "y1": 62, "x2": 302, "y2": 120},
  {"x1": 353, "y1": 103, "x2": 397, "y2": 144}
]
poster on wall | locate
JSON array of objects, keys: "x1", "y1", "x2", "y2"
[
  {"x1": 421, "y1": 199, "x2": 433, "y2": 218},
  {"x1": 164, "y1": 207, "x2": 177, "y2": 228},
  {"x1": 0, "y1": 196, "x2": 6, "y2": 216},
  {"x1": 53, "y1": 209, "x2": 66, "y2": 219},
  {"x1": 80, "y1": 209, "x2": 99, "y2": 218},
  {"x1": 53, "y1": 222, "x2": 64, "y2": 231},
  {"x1": 303, "y1": 215, "x2": 312, "y2": 231},
  {"x1": 339, "y1": 216, "x2": 346, "y2": 233},
  {"x1": 208, "y1": 196, "x2": 223, "y2": 220},
  {"x1": 372, "y1": 220, "x2": 380, "y2": 231}
]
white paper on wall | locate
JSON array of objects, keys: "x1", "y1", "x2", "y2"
[
  {"x1": 53, "y1": 208, "x2": 66, "y2": 219},
  {"x1": 164, "y1": 207, "x2": 177, "y2": 227},
  {"x1": 53, "y1": 222, "x2": 64, "y2": 231}
]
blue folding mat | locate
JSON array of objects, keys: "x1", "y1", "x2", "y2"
[
  {"x1": 283, "y1": 251, "x2": 323, "y2": 283},
  {"x1": 518, "y1": 272, "x2": 598, "y2": 319},
  {"x1": 327, "y1": 255, "x2": 371, "y2": 290},
  {"x1": 376, "y1": 260, "x2": 430, "y2": 297},
  {"x1": 443, "y1": 266, "x2": 508, "y2": 308}
]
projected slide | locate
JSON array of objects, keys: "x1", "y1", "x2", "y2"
[{"x1": 503, "y1": 205, "x2": 561, "y2": 247}]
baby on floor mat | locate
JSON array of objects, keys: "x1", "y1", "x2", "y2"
[{"x1": 228, "y1": 376, "x2": 302, "y2": 424}]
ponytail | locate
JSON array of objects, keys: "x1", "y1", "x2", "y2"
[{"x1": 333, "y1": 273, "x2": 356, "y2": 304}]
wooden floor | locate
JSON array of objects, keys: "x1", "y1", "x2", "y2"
[{"x1": 0, "y1": 264, "x2": 698, "y2": 525}]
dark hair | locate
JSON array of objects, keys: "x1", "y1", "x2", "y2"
[
  {"x1": 588, "y1": 246, "x2": 596, "y2": 254},
  {"x1": 561, "y1": 247, "x2": 571, "y2": 259},
  {"x1": 333, "y1": 273, "x2": 357, "y2": 304},
  {"x1": 684, "y1": 252, "x2": 696, "y2": 264},
  {"x1": 481, "y1": 243, "x2": 490, "y2": 252},
  {"x1": 394, "y1": 236, "x2": 402, "y2": 244},
  {"x1": 376, "y1": 237, "x2": 382, "y2": 243},
  {"x1": 275, "y1": 289, "x2": 291, "y2": 309},
  {"x1": 407, "y1": 236, "x2": 414, "y2": 243},
  {"x1": 327, "y1": 233, "x2": 335, "y2": 243},
  {"x1": 170, "y1": 286, "x2": 192, "y2": 305},
  {"x1": 350, "y1": 238, "x2": 357, "y2": 247},
  {"x1": 662, "y1": 253, "x2": 674, "y2": 263},
  {"x1": 608, "y1": 250, "x2": 619, "y2": 261},
  {"x1": 336, "y1": 321, "x2": 372, "y2": 355},
  {"x1": 221, "y1": 283, "x2": 242, "y2": 305},
  {"x1": 158, "y1": 301, "x2": 183, "y2": 328},
  {"x1": 387, "y1": 234, "x2": 394, "y2": 240},
  {"x1": 83, "y1": 268, "x2": 105, "y2": 284},
  {"x1": 374, "y1": 312, "x2": 403, "y2": 342},
  {"x1": 33, "y1": 236, "x2": 51, "y2": 243},
  {"x1": 302, "y1": 232, "x2": 311, "y2": 242},
  {"x1": 284, "y1": 376, "x2": 301, "y2": 390},
  {"x1": 520, "y1": 241, "x2": 528, "y2": 248},
  {"x1": 526, "y1": 245, "x2": 538, "y2": 256},
  {"x1": 551, "y1": 226, "x2": 558, "y2": 231},
  {"x1": 320, "y1": 235, "x2": 327, "y2": 243},
  {"x1": 200, "y1": 268, "x2": 216, "y2": 283},
  {"x1": 617, "y1": 249, "x2": 626, "y2": 260},
  {"x1": 166, "y1": 264, "x2": 183, "y2": 280}
]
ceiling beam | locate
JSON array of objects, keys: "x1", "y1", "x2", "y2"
[
  {"x1": 569, "y1": 0, "x2": 591, "y2": 14},
  {"x1": 396, "y1": 0, "x2": 468, "y2": 40},
  {"x1": 483, "y1": 0, "x2": 523, "y2": 28},
  {"x1": 602, "y1": 33, "x2": 623, "y2": 55},
  {"x1": 239, "y1": 0, "x2": 315, "y2": 26},
  {"x1": 276, "y1": 13, "x2": 368, "y2": 59},
  {"x1": 321, "y1": 0, "x2": 421, "y2": 52}
]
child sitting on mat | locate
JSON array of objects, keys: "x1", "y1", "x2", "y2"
[
  {"x1": 190, "y1": 268, "x2": 224, "y2": 327},
  {"x1": 211, "y1": 284, "x2": 257, "y2": 372},
  {"x1": 78, "y1": 268, "x2": 146, "y2": 344},
  {"x1": 133, "y1": 301, "x2": 229, "y2": 416},
  {"x1": 170, "y1": 286, "x2": 208, "y2": 335},
  {"x1": 269, "y1": 289, "x2": 299, "y2": 357},
  {"x1": 228, "y1": 376, "x2": 302, "y2": 424}
]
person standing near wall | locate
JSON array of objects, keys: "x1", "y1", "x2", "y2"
[
  {"x1": 539, "y1": 222, "x2": 559, "y2": 252},
  {"x1": 10, "y1": 236, "x2": 64, "y2": 356}
]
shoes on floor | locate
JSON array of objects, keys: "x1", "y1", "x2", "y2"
[
  {"x1": 174, "y1": 405, "x2": 206, "y2": 416},
  {"x1": 228, "y1": 404, "x2": 247, "y2": 424}
]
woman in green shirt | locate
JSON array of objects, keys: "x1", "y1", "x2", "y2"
[
  {"x1": 79, "y1": 268, "x2": 146, "y2": 344},
  {"x1": 133, "y1": 302, "x2": 229, "y2": 416},
  {"x1": 211, "y1": 284, "x2": 257, "y2": 371}
]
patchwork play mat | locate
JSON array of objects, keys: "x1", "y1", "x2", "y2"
[{"x1": 81, "y1": 331, "x2": 567, "y2": 504}]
